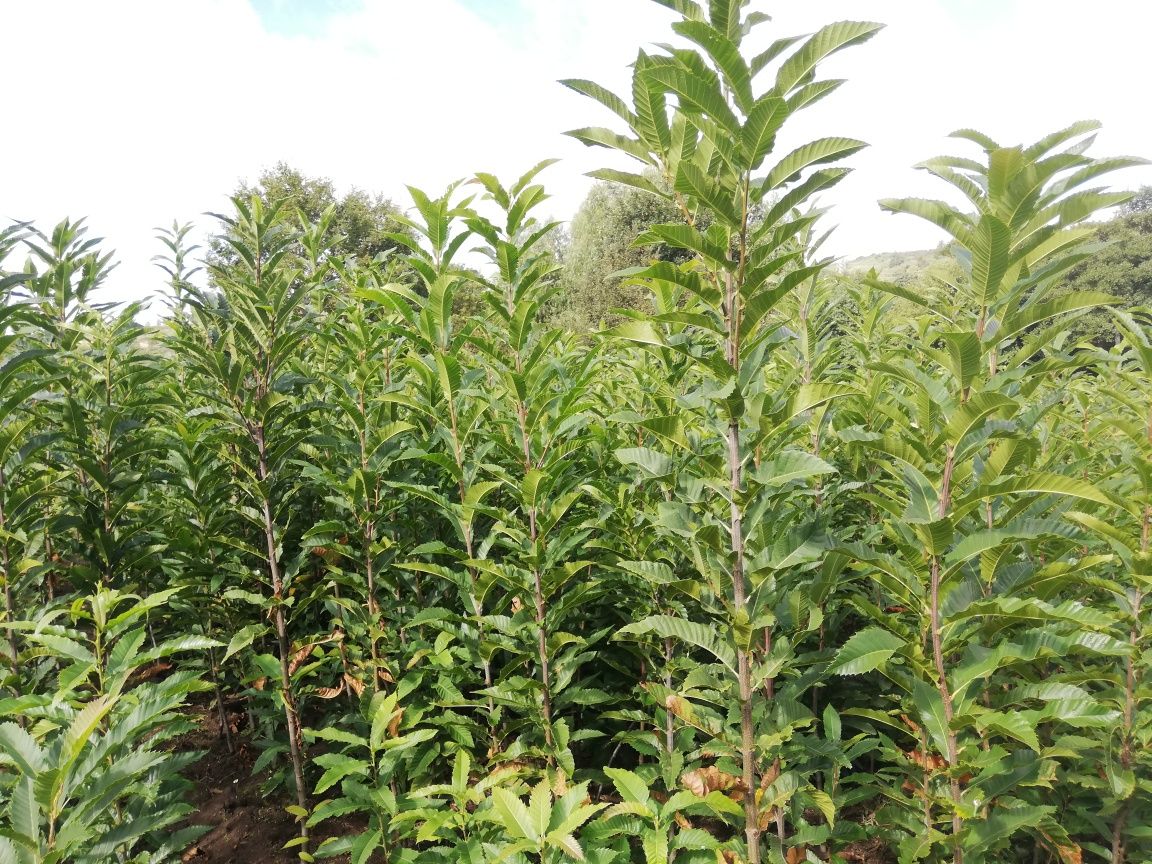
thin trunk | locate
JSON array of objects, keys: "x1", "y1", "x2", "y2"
[
  {"x1": 364, "y1": 515, "x2": 380, "y2": 678},
  {"x1": 663, "y1": 635, "x2": 676, "y2": 755},
  {"x1": 441, "y1": 366, "x2": 493, "y2": 693},
  {"x1": 725, "y1": 264, "x2": 759, "y2": 864},
  {"x1": 358, "y1": 393, "x2": 382, "y2": 682},
  {"x1": 206, "y1": 646, "x2": 234, "y2": 754},
  {"x1": 933, "y1": 445, "x2": 962, "y2": 864},
  {"x1": 1112, "y1": 504, "x2": 1149, "y2": 864},
  {"x1": 510, "y1": 338, "x2": 552, "y2": 753},
  {"x1": 531, "y1": 505, "x2": 553, "y2": 750},
  {"x1": 257, "y1": 438, "x2": 309, "y2": 839},
  {"x1": 930, "y1": 555, "x2": 963, "y2": 864},
  {"x1": 0, "y1": 468, "x2": 20, "y2": 689},
  {"x1": 662, "y1": 630, "x2": 677, "y2": 860}
]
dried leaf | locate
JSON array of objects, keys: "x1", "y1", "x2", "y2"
[
  {"x1": 387, "y1": 706, "x2": 405, "y2": 738},
  {"x1": 288, "y1": 644, "x2": 314, "y2": 676},
  {"x1": 904, "y1": 749, "x2": 947, "y2": 771},
  {"x1": 344, "y1": 673, "x2": 365, "y2": 696},
  {"x1": 681, "y1": 766, "x2": 746, "y2": 801},
  {"x1": 1040, "y1": 833, "x2": 1083, "y2": 864}
]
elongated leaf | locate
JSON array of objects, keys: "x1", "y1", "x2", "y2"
[
  {"x1": 616, "y1": 615, "x2": 736, "y2": 674},
  {"x1": 775, "y1": 21, "x2": 884, "y2": 94},
  {"x1": 828, "y1": 627, "x2": 903, "y2": 676},
  {"x1": 970, "y1": 214, "x2": 1012, "y2": 308},
  {"x1": 604, "y1": 767, "x2": 650, "y2": 805},
  {"x1": 0, "y1": 723, "x2": 42, "y2": 774},
  {"x1": 642, "y1": 64, "x2": 741, "y2": 138},
  {"x1": 766, "y1": 137, "x2": 867, "y2": 189},
  {"x1": 492, "y1": 787, "x2": 540, "y2": 843}
]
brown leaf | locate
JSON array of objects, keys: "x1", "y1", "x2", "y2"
[
  {"x1": 252, "y1": 677, "x2": 267, "y2": 691},
  {"x1": 1040, "y1": 833, "x2": 1083, "y2": 864},
  {"x1": 904, "y1": 749, "x2": 946, "y2": 771},
  {"x1": 387, "y1": 706, "x2": 404, "y2": 738},
  {"x1": 785, "y1": 847, "x2": 807, "y2": 864},
  {"x1": 315, "y1": 685, "x2": 344, "y2": 699},
  {"x1": 681, "y1": 766, "x2": 745, "y2": 802},
  {"x1": 760, "y1": 760, "x2": 780, "y2": 788},
  {"x1": 129, "y1": 661, "x2": 172, "y2": 685},
  {"x1": 344, "y1": 673, "x2": 365, "y2": 696},
  {"x1": 487, "y1": 761, "x2": 530, "y2": 783},
  {"x1": 288, "y1": 644, "x2": 314, "y2": 676}
]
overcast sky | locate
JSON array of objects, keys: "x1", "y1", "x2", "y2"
[{"x1": 4, "y1": 0, "x2": 1151, "y2": 308}]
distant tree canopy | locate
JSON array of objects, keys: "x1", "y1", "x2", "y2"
[
  {"x1": 209, "y1": 162, "x2": 412, "y2": 274},
  {"x1": 553, "y1": 181, "x2": 691, "y2": 330},
  {"x1": 1055, "y1": 186, "x2": 1152, "y2": 342}
]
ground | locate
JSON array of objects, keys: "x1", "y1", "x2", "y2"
[{"x1": 177, "y1": 705, "x2": 321, "y2": 864}]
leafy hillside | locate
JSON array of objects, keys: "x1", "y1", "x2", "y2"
[{"x1": 840, "y1": 247, "x2": 950, "y2": 283}]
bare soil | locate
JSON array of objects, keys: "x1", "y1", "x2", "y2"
[{"x1": 176, "y1": 706, "x2": 306, "y2": 864}]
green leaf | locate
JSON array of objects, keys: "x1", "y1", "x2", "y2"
[
  {"x1": 752, "y1": 449, "x2": 837, "y2": 487},
  {"x1": 775, "y1": 21, "x2": 884, "y2": 94},
  {"x1": 642, "y1": 831, "x2": 669, "y2": 864},
  {"x1": 616, "y1": 447, "x2": 674, "y2": 479},
  {"x1": 741, "y1": 95, "x2": 788, "y2": 169},
  {"x1": 672, "y1": 20, "x2": 753, "y2": 110},
  {"x1": 634, "y1": 223, "x2": 732, "y2": 265},
  {"x1": 0, "y1": 723, "x2": 42, "y2": 775},
  {"x1": 939, "y1": 331, "x2": 982, "y2": 391},
  {"x1": 604, "y1": 767, "x2": 650, "y2": 805},
  {"x1": 911, "y1": 680, "x2": 951, "y2": 758},
  {"x1": 223, "y1": 624, "x2": 267, "y2": 663},
  {"x1": 976, "y1": 711, "x2": 1041, "y2": 752},
  {"x1": 766, "y1": 137, "x2": 868, "y2": 189},
  {"x1": 969, "y1": 214, "x2": 1012, "y2": 308},
  {"x1": 530, "y1": 780, "x2": 552, "y2": 841},
  {"x1": 616, "y1": 615, "x2": 736, "y2": 674},
  {"x1": 492, "y1": 787, "x2": 540, "y2": 843},
  {"x1": 642, "y1": 64, "x2": 741, "y2": 138},
  {"x1": 965, "y1": 805, "x2": 1054, "y2": 855},
  {"x1": 673, "y1": 163, "x2": 741, "y2": 227},
  {"x1": 313, "y1": 754, "x2": 371, "y2": 794},
  {"x1": 966, "y1": 473, "x2": 1111, "y2": 508},
  {"x1": 828, "y1": 627, "x2": 903, "y2": 676}
]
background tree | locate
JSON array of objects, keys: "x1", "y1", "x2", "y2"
[
  {"x1": 552, "y1": 181, "x2": 690, "y2": 330},
  {"x1": 208, "y1": 162, "x2": 412, "y2": 273},
  {"x1": 1055, "y1": 186, "x2": 1152, "y2": 343}
]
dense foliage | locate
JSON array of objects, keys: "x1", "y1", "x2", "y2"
[{"x1": 1, "y1": 2, "x2": 1149, "y2": 863}]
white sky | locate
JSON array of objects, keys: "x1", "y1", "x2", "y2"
[{"x1": 4, "y1": 0, "x2": 1151, "y2": 309}]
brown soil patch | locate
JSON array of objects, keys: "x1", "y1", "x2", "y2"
[
  {"x1": 175, "y1": 705, "x2": 303, "y2": 864},
  {"x1": 174, "y1": 704, "x2": 358, "y2": 864},
  {"x1": 838, "y1": 837, "x2": 896, "y2": 863}
]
